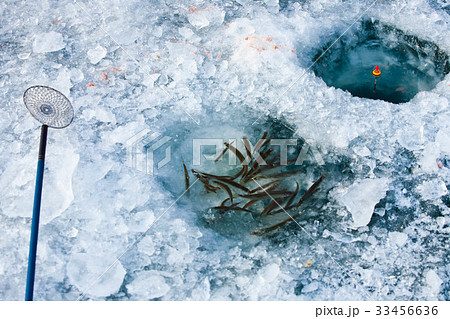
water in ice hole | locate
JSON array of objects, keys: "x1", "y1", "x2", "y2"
[
  {"x1": 149, "y1": 112, "x2": 346, "y2": 239},
  {"x1": 312, "y1": 20, "x2": 450, "y2": 104}
]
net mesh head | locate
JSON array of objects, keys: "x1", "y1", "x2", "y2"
[{"x1": 23, "y1": 86, "x2": 74, "y2": 129}]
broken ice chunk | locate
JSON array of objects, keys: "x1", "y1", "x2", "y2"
[
  {"x1": 417, "y1": 180, "x2": 448, "y2": 200},
  {"x1": 302, "y1": 281, "x2": 319, "y2": 293},
  {"x1": 33, "y1": 31, "x2": 65, "y2": 53},
  {"x1": 388, "y1": 231, "x2": 408, "y2": 247},
  {"x1": 436, "y1": 128, "x2": 450, "y2": 154},
  {"x1": 258, "y1": 263, "x2": 280, "y2": 283},
  {"x1": 87, "y1": 45, "x2": 107, "y2": 64},
  {"x1": 353, "y1": 145, "x2": 371, "y2": 157},
  {"x1": 41, "y1": 136, "x2": 79, "y2": 224},
  {"x1": 126, "y1": 271, "x2": 170, "y2": 300},
  {"x1": 187, "y1": 6, "x2": 225, "y2": 30},
  {"x1": 70, "y1": 68, "x2": 84, "y2": 83},
  {"x1": 178, "y1": 27, "x2": 195, "y2": 39},
  {"x1": 67, "y1": 253, "x2": 126, "y2": 298},
  {"x1": 18, "y1": 52, "x2": 31, "y2": 60},
  {"x1": 338, "y1": 178, "x2": 390, "y2": 228},
  {"x1": 424, "y1": 269, "x2": 442, "y2": 298}
]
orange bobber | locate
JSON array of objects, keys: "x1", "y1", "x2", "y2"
[{"x1": 372, "y1": 65, "x2": 381, "y2": 77}]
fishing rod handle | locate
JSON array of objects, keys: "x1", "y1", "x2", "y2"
[{"x1": 25, "y1": 125, "x2": 48, "y2": 301}]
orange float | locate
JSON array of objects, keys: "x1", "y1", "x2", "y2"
[{"x1": 372, "y1": 65, "x2": 381, "y2": 77}]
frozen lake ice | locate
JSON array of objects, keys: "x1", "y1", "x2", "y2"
[{"x1": 0, "y1": 0, "x2": 449, "y2": 300}]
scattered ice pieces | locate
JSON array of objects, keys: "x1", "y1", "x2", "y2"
[
  {"x1": 367, "y1": 235, "x2": 377, "y2": 245},
  {"x1": 420, "y1": 143, "x2": 441, "y2": 172},
  {"x1": 187, "y1": 6, "x2": 225, "y2": 29},
  {"x1": 18, "y1": 52, "x2": 31, "y2": 60},
  {"x1": 424, "y1": 269, "x2": 442, "y2": 297},
  {"x1": 302, "y1": 281, "x2": 319, "y2": 293},
  {"x1": 374, "y1": 208, "x2": 385, "y2": 217},
  {"x1": 101, "y1": 117, "x2": 146, "y2": 145},
  {"x1": 1, "y1": 0, "x2": 450, "y2": 302},
  {"x1": 41, "y1": 137, "x2": 79, "y2": 224},
  {"x1": 417, "y1": 180, "x2": 448, "y2": 200},
  {"x1": 67, "y1": 227, "x2": 78, "y2": 238},
  {"x1": 55, "y1": 67, "x2": 73, "y2": 97},
  {"x1": 258, "y1": 263, "x2": 280, "y2": 283},
  {"x1": 264, "y1": 0, "x2": 280, "y2": 13},
  {"x1": 436, "y1": 216, "x2": 446, "y2": 228},
  {"x1": 338, "y1": 178, "x2": 390, "y2": 228},
  {"x1": 67, "y1": 253, "x2": 126, "y2": 298},
  {"x1": 87, "y1": 46, "x2": 107, "y2": 64},
  {"x1": 178, "y1": 27, "x2": 195, "y2": 39},
  {"x1": 33, "y1": 31, "x2": 65, "y2": 53},
  {"x1": 353, "y1": 145, "x2": 371, "y2": 157},
  {"x1": 435, "y1": 128, "x2": 450, "y2": 154},
  {"x1": 70, "y1": 68, "x2": 84, "y2": 83},
  {"x1": 137, "y1": 236, "x2": 155, "y2": 256},
  {"x1": 190, "y1": 277, "x2": 211, "y2": 300},
  {"x1": 329, "y1": 231, "x2": 362, "y2": 243},
  {"x1": 142, "y1": 73, "x2": 160, "y2": 88},
  {"x1": 0, "y1": 152, "x2": 37, "y2": 218},
  {"x1": 389, "y1": 231, "x2": 408, "y2": 247},
  {"x1": 126, "y1": 271, "x2": 170, "y2": 300},
  {"x1": 82, "y1": 107, "x2": 116, "y2": 124}
]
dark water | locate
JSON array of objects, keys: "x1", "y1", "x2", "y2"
[{"x1": 312, "y1": 20, "x2": 450, "y2": 104}]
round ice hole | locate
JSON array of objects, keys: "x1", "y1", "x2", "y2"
[{"x1": 312, "y1": 20, "x2": 450, "y2": 104}]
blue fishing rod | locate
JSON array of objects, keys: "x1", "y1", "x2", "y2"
[{"x1": 23, "y1": 86, "x2": 74, "y2": 301}]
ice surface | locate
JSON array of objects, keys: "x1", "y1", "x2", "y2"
[
  {"x1": 40, "y1": 135, "x2": 79, "y2": 224},
  {"x1": 0, "y1": 0, "x2": 449, "y2": 301},
  {"x1": 337, "y1": 178, "x2": 390, "y2": 228},
  {"x1": 302, "y1": 281, "x2": 319, "y2": 293},
  {"x1": 87, "y1": 46, "x2": 107, "y2": 65},
  {"x1": 70, "y1": 68, "x2": 84, "y2": 83},
  {"x1": 424, "y1": 269, "x2": 443, "y2": 298},
  {"x1": 417, "y1": 180, "x2": 448, "y2": 200},
  {"x1": 33, "y1": 31, "x2": 65, "y2": 53},
  {"x1": 67, "y1": 253, "x2": 126, "y2": 298},
  {"x1": 127, "y1": 271, "x2": 170, "y2": 300},
  {"x1": 187, "y1": 6, "x2": 225, "y2": 30},
  {"x1": 388, "y1": 231, "x2": 408, "y2": 247}
]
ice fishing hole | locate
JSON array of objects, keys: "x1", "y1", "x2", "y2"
[{"x1": 311, "y1": 20, "x2": 450, "y2": 104}]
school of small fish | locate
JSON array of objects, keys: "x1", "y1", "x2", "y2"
[{"x1": 183, "y1": 132, "x2": 326, "y2": 235}]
